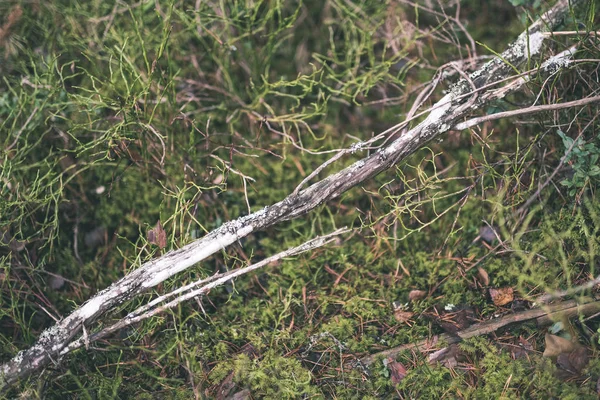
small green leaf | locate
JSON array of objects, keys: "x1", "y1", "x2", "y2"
[
  {"x1": 557, "y1": 130, "x2": 573, "y2": 150},
  {"x1": 589, "y1": 166, "x2": 600, "y2": 176}
]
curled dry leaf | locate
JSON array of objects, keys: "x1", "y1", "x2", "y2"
[
  {"x1": 476, "y1": 267, "x2": 489, "y2": 286},
  {"x1": 557, "y1": 346, "x2": 589, "y2": 374},
  {"x1": 489, "y1": 287, "x2": 513, "y2": 306},
  {"x1": 387, "y1": 357, "x2": 407, "y2": 385},
  {"x1": 555, "y1": 346, "x2": 590, "y2": 381},
  {"x1": 543, "y1": 333, "x2": 577, "y2": 358},
  {"x1": 408, "y1": 289, "x2": 427, "y2": 301},
  {"x1": 148, "y1": 221, "x2": 167, "y2": 249},
  {"x1": 394, "y1": 310, "x2": 414, "y2": 323}
]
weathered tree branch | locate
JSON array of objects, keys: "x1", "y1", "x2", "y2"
[
  {"x1": 0, "y1": 0, "x2": 587, "y2": 389},
  {"x1": 59, "y1": 227, "x2": 350, "y2": 355}
]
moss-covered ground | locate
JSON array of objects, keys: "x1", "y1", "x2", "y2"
[{"x1": 1, "y1": 0, "x2": 600, "y2": 398}]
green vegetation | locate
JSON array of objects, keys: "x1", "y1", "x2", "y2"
[{"x1": 1, "y1": 0, "x2": 599, "y2": 398}]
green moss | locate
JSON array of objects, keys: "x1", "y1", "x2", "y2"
[{"x1": 211, "y1": 351, "x2": 317, "y2": 399}]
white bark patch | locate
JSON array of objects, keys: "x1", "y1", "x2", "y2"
[
  {"x1": 420, "y1": 93, "x2": 454, "y2": 127},
  {"x1": 77, "y1": 293, "x2": 112, "y2": 320},
  {"x1": 542, "y1": 46, "x2": 576, "y2": 72},
  {"x1": 142, "y1": 225, "x2": 254, "y2": 288},
  {"x1": 528, "y1": 31, "x2": 545, "y2": 56}
]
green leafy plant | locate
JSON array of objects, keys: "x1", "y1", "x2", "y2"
[{"x1": 557, "y1": 129, "x2": 600, "y2": 196}]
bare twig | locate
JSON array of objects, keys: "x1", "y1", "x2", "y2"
[
  {"x1": 542, "y1": 30, "x2": 600, "y2": 37},
  {"x1": 453, "y1": 96, "x2": 600, "y2": 131},
  {"x1": 536, "y1": 274, "x2": 600, "y2": 305},
  {"x1": 358, "y1": 299, "x2": 600, "y2": 367}
]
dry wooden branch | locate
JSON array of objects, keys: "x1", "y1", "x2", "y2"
[
  {"x1": 358, "y1": 299, "x2": 600, "y2": 367},
  {"x1": 453, "y1": 96, "x2": 600, "y2": 131},
  {"x1": 60, "y1": 228, "x2": 350, "y2": 354},
  {"x1": 0, "y1": 0, "x2": 586, "y2": 390}
]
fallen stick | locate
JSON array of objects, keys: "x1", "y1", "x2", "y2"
[
  {"x1": 60, "y1": 228, "x2": 350, "y2": 354},
  {"x1": 357, "y1": 299, "x2": 600, "y2": 367},
  {"x1": 0, "y1": 0, "x2": 587, "y2": 389}
]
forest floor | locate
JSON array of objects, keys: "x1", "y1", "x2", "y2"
[{"x1": 1, "y1": 0, "x2": 600, "y2": 398}]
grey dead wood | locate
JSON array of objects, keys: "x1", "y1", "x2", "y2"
[{"x1": 0, "y1": 0, "x2": 590, "y2": 390}]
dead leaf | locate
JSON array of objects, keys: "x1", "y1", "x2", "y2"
[
  {"x1": 409, "y1": 290, "x2": 427, "y2": 301},
  {"x1": 543, "y1": 333, "x2": 577, "y2": 358},
  {"x1": 563, "y1": 346, "x2": 589, "y2": 373},
  {"x1": 555, "y1": 346, "x2": 589, "y2": 380},
  {"x1": 476, "y1": 267, "x2": 489, "y2": 286},
  {"x1": 394, "y1": 310, "x2": 414, "y2": 323},
  {"x1": 387, "y1": 357, "x2": 407, "y2": 384},
  {"x1": 227, "y1": 389, "x2": 252, "y2": 400},
  {"x1": 148, "y1": 221, "x2": 167, "y2": 249},
  {"x1": 428, "y1": 344, "x2": 465, "y2": 368},
  {"x1": 489, "y1": 287, "x2": 513, "y2": 306},
  {"x1": 512, "y1": 336, "x2": 533, "y2": 359}
]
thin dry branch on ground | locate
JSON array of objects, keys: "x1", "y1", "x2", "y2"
[
  {"x1": 0, "y1": 0, "x2": 594, "y2": 390},
  {"x1": 60, "y1": 227, "x2": 350, "y2": 354},
  {"x1": 357, "y1": 298, "x2": 600, "y2": 367}
]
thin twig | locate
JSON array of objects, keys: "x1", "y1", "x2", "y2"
[
  {"x1": 358, "y1": 299, "x2": 600, "y2": 367},
  {"x1": 453, "y1": 96, "x2": 600, "y2": 131}
]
